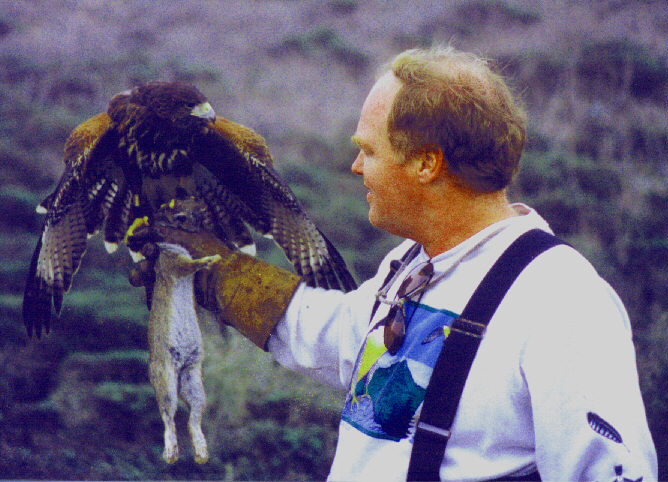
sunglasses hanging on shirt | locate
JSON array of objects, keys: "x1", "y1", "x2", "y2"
[
  {"x1": 376, "y1": 261, "x2": 435, "y2": 355},
  {"x1": 373, "y1": 231, "x2": 505, "y2": 355}
]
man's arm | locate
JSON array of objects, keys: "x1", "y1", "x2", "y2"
[
  {"x1": 519, "y1": 250, "x2": 657, "y2": 481},
  {"x1": 127, "y1": 206, "x2": 403, "y2": 390}
]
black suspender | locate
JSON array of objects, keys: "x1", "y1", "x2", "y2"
[{"x1": 403, "y1": 229, "x2": 567, "y2": 481}]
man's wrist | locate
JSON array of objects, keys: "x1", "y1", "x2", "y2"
[{"x1": 212, "y1": 255, "x2": 301, "y2": 350}]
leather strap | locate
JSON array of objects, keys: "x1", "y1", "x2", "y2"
[{"x1": 406, "y1": 229, "x2": 566, "y2": 481}]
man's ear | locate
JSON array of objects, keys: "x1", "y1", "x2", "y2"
[{"x1": 416, "y1": 145, "x2": 445, "y2": 184}]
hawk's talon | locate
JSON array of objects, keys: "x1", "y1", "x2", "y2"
[{"x1": 125, "y1": 216, "x2": 151, "y2": 243}]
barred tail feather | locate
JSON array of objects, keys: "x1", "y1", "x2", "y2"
[
  {"x1": 197, "y1": 181, "x2": 254, "y2": 249},
  {"x1": 24, "y1": 190, "x2": 92, "y2": 338},
  {"x1": 320, "y1": 229, "x2": 357, "y2": 292},
  {"x1": 23, "y1": 238, "x2": 52, "y2": 338},
  {"x1": 104, "y1": 185, "x2": 133, "y2": 246},
  {"x1": 264, "y1": 204, "x2": 356, "y2": 291},
  {"x1": 84, "y1": 178, "x2": 118, "y2": 235}
]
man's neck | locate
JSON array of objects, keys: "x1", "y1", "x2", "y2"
[{"x1": 414, "y1": 189, "x2": 518, "y2": 258}]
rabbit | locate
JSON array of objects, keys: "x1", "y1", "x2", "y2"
[{"x1": 148, "y1": 241, "x2": 220, "y2": 464}]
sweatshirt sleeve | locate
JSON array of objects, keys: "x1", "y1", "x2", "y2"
[
  {"x1": 267, "y1": 240, "x2": 415, "y2": 390},
  {"x1": 519, "y1": 248, "x2": 658, "y2": 482}
]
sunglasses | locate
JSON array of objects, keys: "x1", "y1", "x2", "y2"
[{"x1": 378, "y1": 261, "x2": 434, "y2": 355}]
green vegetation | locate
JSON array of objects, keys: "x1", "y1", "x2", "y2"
[
  {"x1": 272, "y1": 27, "x2": 370, "y2": 72},
  {"x1": 457, "y1": 0, "x2": 542, "y2": 26},
  {"x1": 0, "y1": 1, "x2": 666, "y2": 480},
  {"x1": 577, "y1": 39, "x2": 668, "y2": 100}
]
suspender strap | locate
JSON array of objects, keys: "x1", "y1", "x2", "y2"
[{"x1": 407, "y1": 229, "x2": 566, "y2": 481}]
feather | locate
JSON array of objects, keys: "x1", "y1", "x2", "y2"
[
  {"x1": 587, "y1": 412, "x2": 623, "y2": 444},
  {"x1": 23, "y1": 238, "x2": 51, "y2": 338}
]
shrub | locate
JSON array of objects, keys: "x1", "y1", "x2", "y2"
[
  {"x1": 577, "y1": 39, "x2": 668, "y2": 101},
  {"x1": 271, "y1": 27, "x2": 369, "y2": 73},
  {"x1": 456, "y1": 0, "x2": 541, "y2": 26}
]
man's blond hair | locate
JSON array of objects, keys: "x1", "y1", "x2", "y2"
[{"x1": 385, "y1": 46, "x2": 526, "y2": 192}]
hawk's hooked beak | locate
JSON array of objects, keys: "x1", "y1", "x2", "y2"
[
  {"x1": 191, "y1": 101, "x2": 216, "y2": 122},
  {"x1": 108, "y1": 88, "x2": 134, "y2": 110}
]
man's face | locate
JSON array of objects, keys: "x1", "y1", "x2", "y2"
[{"x1": 351, "y1": 72, "x2": 419, "y2": 237}]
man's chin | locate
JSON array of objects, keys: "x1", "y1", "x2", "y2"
[
  {"x1": 367, "y1": 208, "x2": 379, "y2": 228},
  {"x1": 368, "y1": 210, "x2": 390, "y2": 232},
  {"x1": 368, "y1": 212, "x2": 410, "y2": 239}
]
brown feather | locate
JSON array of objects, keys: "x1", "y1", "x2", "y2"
[
  {"x1": 64, "y1": 112, "x2": 113, "y2": 170},
  {"x1": 210, "y1": 117, "x2": 273, "y2": 165}
]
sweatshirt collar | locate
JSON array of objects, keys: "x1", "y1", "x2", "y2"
[{"x1": 415, "y1": 203, "x2": 553, "y2": 265}]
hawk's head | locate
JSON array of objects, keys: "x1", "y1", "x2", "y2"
[{"x1": 109, "y1": 81, "x2": 216, "y2": 129}]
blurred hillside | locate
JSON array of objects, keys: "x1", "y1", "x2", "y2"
[{"x1": 0, "y1": 0, "x2": 666, "y2": 480}]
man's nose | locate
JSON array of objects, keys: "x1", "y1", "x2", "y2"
[{"x1": 351, "y1": 153, "x2": 363, "y2": 175}]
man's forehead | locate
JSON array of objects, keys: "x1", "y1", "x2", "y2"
[
  {"x1": 365, "y1": 72, "x2": 401, "y2": 112},
  {"x1": 352, "y1": 73, "x2": 401, "y2": 144}
]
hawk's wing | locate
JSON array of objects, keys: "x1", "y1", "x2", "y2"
[
  {"x1": 194, "y1": 117, "x2": 357, "y2": 291},
  {"x1": 23, "y1": 113, "x2": 124, "y2": 337}
]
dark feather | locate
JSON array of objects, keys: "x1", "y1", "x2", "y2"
[
  {"x1": 23, "y1": 237, "x2": 50, "y2": 338},
  {"x1": 103, "y1": 185, "x2": 134, "y2": 246},
  {"x1": 197, "y1": 120, "x2": 356, "y2": 291},
  {"x1": 587, "y1": 412, "x2": 624, "y2": 444},
  {"x1": 320, "y1": 229, "x2": 357, "y2": 291}
]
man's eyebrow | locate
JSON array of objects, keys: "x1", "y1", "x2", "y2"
[{"x1": 351, "y1": 135, "x2": 370, "y2": 151}]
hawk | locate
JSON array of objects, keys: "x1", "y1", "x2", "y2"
[{"x1": 23, "y1": 81, "x2": 357, "y2": 338}]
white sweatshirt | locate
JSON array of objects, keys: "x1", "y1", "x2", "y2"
[{"x1": 268, "y1": 204, "x2": 657, "y2": 482}]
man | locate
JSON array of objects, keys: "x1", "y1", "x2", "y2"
[{"x1": 134, "y1": 46, "x2": 657, "y2": 481}]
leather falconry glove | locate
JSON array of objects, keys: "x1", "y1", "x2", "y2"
[{"x1": 126, "y1": 198, "x2": 301, "y2": 350}]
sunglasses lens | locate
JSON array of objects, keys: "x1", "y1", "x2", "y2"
[
  {"x1": 383, "y1": 307, "x2": 406, "y2": 355},
  {"x1": 397, "y1": 262, "x2": 434, "y2": 297},
  {"x1": 381, "y1": 262, "x2": 434, "y2": 355},
  {"x1": 419, "y1": 262, "x2": 434, "y2": 277}
]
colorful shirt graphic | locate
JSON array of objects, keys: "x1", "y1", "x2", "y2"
[{"x1": 342, "y1": 300, "x2": 459, "y2": 441}]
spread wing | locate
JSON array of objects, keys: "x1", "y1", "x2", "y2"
[
  {"x1": 194, "y1": 117, "x2": 357, "y2": 291},
  {"x1": 23, "y1": 113, "x2": 124, "y2": 337}
]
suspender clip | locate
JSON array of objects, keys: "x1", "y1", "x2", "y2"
[
  {"x1": 450, "y1": 317, "x2": 486, "y2": 338},
  {"x1": 416, "y1": 421, "x2": 452, "y2": 440}
]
